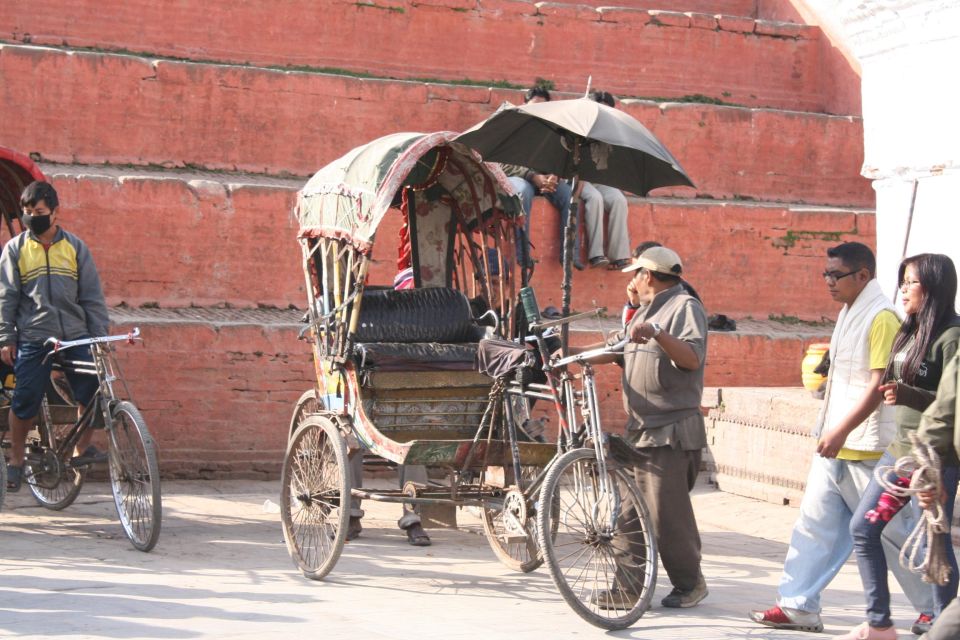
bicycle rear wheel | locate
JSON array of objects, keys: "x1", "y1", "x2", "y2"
[
  {"x1": 107, "y1": 401, "x2": 162, "y2": 552},
  {"x1": 537, "y1": 447, "x2": 657, "y2": 630},
  {"x1": 26, "y1": 424, "x2": 84, "y2": 510},
  {"x1": 281, "y1": 415, "x2": 350, "y2": 580}
]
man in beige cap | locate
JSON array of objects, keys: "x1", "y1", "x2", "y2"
[{"x1": 595, "y1": 246, "x2": 709, "y2": 609}]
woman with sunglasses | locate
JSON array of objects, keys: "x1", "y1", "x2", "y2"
[{"x1": 836, "y1": 253, "x2": 960, "y2": 640}]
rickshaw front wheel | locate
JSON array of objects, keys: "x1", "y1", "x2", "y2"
[{"x1": 281, "y1": 414, "x2": 350, "y2": 580}]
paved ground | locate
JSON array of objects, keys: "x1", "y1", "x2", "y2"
[{"x1": 0, "y1": 479, "x2": 925, "y2": 639}]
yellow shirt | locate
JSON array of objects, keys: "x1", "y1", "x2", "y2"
[{"x1": 837, "y1": 309, "x2": 901, "y2": 461}]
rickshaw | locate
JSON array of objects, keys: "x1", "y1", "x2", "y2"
[{"x1": 281, "y1": 131, "x2": 657, "y2": 629}]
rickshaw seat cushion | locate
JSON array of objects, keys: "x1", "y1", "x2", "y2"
[
  {"x1": 356, "y1": 287, "x2": 483, "y2": 344},
  {"x1": 353, "y1": 342, "x2": 477, "y2": 371}
]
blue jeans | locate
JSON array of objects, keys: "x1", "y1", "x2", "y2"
[
  {"x1": 12, "y1": 339, "x2": 98, "y2": 419},
  {"x1": 778, "y1": 454, "x2": 933, "y2": 615},
  {"x1": 507, "y1": 176, "x2": 575, "y2": 267},
  {"x1": 851, "y1": 453, "x2": 957, "y2": 627}
]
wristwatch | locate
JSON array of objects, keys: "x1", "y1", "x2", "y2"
[{"x1": 650, "y1": 322, "x2": 662, "y2": 338}]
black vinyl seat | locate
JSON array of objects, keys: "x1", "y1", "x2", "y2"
[{"x1": 353, "y1": 287, "x2": 486, "y2": 371}]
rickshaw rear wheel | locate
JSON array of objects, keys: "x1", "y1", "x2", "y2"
[
  {"x1": 281, "y1": 414, "x2": 350, "y2": 581},
  {"x1": 289, "y1": 388, "x2": 323, "y2": 439},
  {"x1": 537, "y1": 447, "x2": 657, "y2": 630},
  {"x1": 480, "y1": 467, "x2": 551, "y2": 573}
]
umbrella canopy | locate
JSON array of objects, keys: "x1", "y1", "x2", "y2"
[{"x1": 455, "y1": 97, "x2": 694, "y2": 195}]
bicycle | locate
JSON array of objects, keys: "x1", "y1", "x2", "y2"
[
  {"x1": 474, "y1": 288, "x2": 658, "y2": 630},
  {"x1": 1, "y1": 328, "x2": 162, "y2": 551}
]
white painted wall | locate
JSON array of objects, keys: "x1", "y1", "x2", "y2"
[{"x1": 797, "y1": 0, "x2": 960, "y2": 304}]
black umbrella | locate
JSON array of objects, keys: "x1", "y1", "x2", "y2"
[
  {"x1": 455, "y1": 98, "x2": 694, "y2": 348},
  {"x1": 456, "y1": 97, "x2": 693, "y2": 195}
]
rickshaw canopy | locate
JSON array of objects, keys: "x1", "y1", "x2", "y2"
[{"x1": 296, "y1": 131, "x2": 521, "y2": 252}]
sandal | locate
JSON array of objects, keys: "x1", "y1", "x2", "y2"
[
  {"x1": 6, "y1": 464, "x2": 22, "y2": 492},
  {"x1": 404, "y1": 522, "x2": 432, "y2": 547}
]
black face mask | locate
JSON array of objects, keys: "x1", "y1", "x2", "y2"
[{"x1": 22, "y1": 213, "x2": 52, "y2": 235}]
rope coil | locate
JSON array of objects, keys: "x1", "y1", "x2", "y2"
[{"x1": 873, "y1": 432, "x2": 951, "y2": 586}]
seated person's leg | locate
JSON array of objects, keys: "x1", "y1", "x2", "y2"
[
  {"x1": 398, "y1": 464, "x2": 431, "y2": 546},
  {"x1": 6, "y1": 341, "x2": 52, "y2": 490},
  {"x1": 508, "y1": 178, "x2": 536, "y2": 267},
  {"x1": 597, "y1": 184, "x2": 630, "y2": 266},
  {"x1": 578, "y1": 182, "x2": 606, "y2": 266},
  {"x1": 62, "y1": 341, "x2": 106, "y2": 463},
  {"x1": 548, "y1": 181, "x2": 583, "y2": 268}
]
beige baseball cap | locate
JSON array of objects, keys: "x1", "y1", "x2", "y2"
[{"x1": 621, "y1": 246, "x2": 683, "y2": 276}]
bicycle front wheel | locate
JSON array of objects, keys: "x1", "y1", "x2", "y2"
[
  {"x1": 0, "y1": 454, "x2": 6, "y2": 512},
  {"x1": 281, "y1": 415, "x2": 350, "y2": 580},
  {"x1": 107, "y1": 401, "x2": 162, "y2": 552},
  {"x1": 27, "y1": 424, "x2": 84, "y2": 510},
  {"x1": 537, "y1": 447, "x2": 657, "y2": 630}
]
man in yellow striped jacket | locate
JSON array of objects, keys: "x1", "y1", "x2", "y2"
[{"x1": 1, "y1": 181, "x2": 109, "y2": 492}]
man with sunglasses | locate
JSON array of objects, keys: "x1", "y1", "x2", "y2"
[{"x1": 750, "y1": 242, "x2": 934, "y2": 634}]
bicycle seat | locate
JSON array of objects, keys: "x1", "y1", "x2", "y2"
[{"x1": 477, "y1": 338, "x2": 534, "y2": 379}]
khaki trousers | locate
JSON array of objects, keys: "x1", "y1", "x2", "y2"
[{"x1": 630, "y1": 445, "x2": 703, "y2": 591}]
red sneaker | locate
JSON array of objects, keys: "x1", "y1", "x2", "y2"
[
  {"x1": 911, "y1": 613, "x2": 933, "y2": 635},
  {"x1": 749, "y1": 605, "x2": 824, "y2": 632}
]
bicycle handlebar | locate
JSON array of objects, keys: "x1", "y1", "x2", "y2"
[
  {"x1": 44, "y1": 327, "x2": 142, "y2": 354},
  {"x1": 529, "y1": 307, "x2": 607, "y2": 332},
  {"x1": 551, "y1": 337, "x2": 629, "y2": 369}
]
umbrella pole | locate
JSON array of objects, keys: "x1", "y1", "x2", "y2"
[{"x1": 560, "y1": 176, "x2": 579, "y2": 354}]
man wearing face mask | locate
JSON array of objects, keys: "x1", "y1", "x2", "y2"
[{"x1": 1, "y1": 181, "x2": 109, "y2": 493}]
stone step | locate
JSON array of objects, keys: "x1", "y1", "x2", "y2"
[
  {"x1": 703, "y1": 386, "x2": 960, "y2": 541},
  {"x1": 41, "y1": 163, "x2": 870, "y2": 320},
  {"x1": 106, "y1": 309, "x2": 830, "y2": 475},
  {"x1": 0, "y1": 44, "x2": 873, "y2": 208},
  {"x1": 0, "y1": 0, "x2": 854, "y2": 114}
]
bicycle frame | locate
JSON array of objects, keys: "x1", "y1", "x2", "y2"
[{"x1": 34, "y1": 331, "x2": 140, "y2": 466}]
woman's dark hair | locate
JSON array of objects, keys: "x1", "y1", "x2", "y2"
[
  {"x1": 524, "y1": 86, "x2": 551, "y2": 103},
  {"x1": 883, "y1": 253, "x2": 958, "y2": 384},
  {"x1": 20, "y1": 181, "x2": 59, "y2": 211},
  {"x1": 631, "y1": 240, "x2": 702, "y2": 302}
]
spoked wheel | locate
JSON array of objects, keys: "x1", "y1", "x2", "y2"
[
  {"x1": 289, "y1": 388, "x2": 323, "y2": 437},
  {"x1": 481, "y1": 487, "x2": 542, "y2": 573},
  {"x1": 281, "y1": 414, "x2": 350, "y2": 580},
  {"x1": 537, "y1": 448, "x2": 657, "y2": 630},
  {"x1": 26, "y1": 425, "x2": 85, "y2": 510},
  {"x1": 107, "y1": 401, "x2": 162, "y2": 552}
]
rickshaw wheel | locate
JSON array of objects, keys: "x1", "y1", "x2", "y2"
[
  {"x1": 537, "y1": 448, "x2": 657, "y2": 630},
  {"x1": 281, "y1": 414, "x2": 350, "y2": 581},
  {"x1": 481, "y1": 469, "x2": 546, "y2": 573},
  {"x1": 289, "y1": 388, "x2": 323, "y2": 439}
]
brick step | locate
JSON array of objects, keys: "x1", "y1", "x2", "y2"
[
  {"x1": 0, "y1": 1, "x2": 853, "y2": 114},
  {"x1": 1, "y1": 44, "x2": 873, "y2": 208},
  {"x1": 42, "y1": 163, "x2": 870, "y2": 320},
  {"x1": 106, "y1": 309, "x2": 830, "y2": 476}
]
